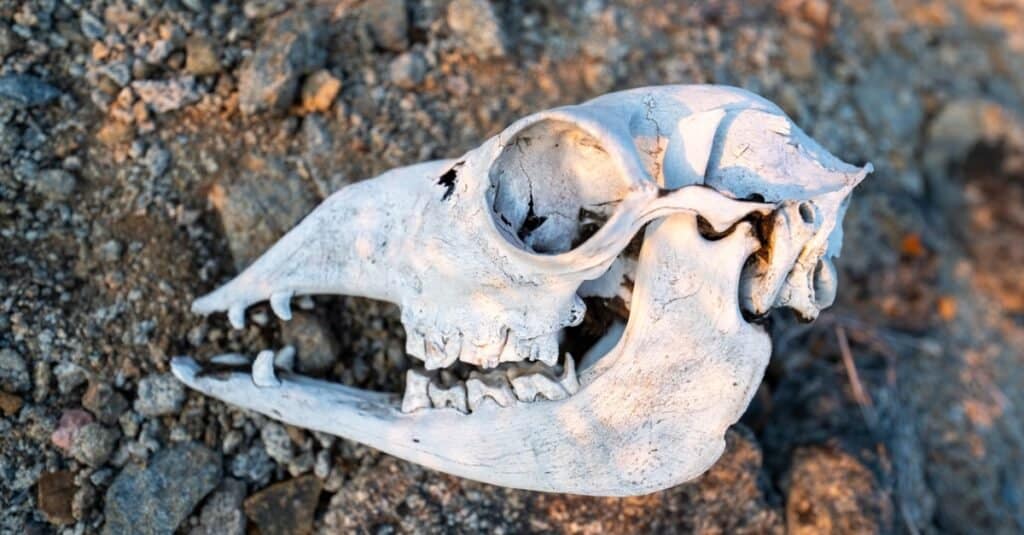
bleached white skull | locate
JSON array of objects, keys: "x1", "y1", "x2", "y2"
[{"x1": 174, "y1": 85, "x2": 869, "y2": 496}]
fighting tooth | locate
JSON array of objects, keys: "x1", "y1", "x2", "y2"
[
  {"x1": 228, "y1": 304, "x2": 246, "y2": 329},
  {"x1": 401, "y1": 369, "x2": 431, "y2": 413},
  {"x1": 270, "y1": 291, "x2": 293, "y2": 320},
  {"x1": 427, "y1": 380, "x2": 468, "y2": 414},
  {"x1": 252, "y1": 349, "x2": 280, "y2": 388},
  {"x1": 466, "y1": 371, "x2": 516, "y2": 410},
  {"x1": 559, "y1": 354, "x2": 579, "y2": 395},
  {"x1": 275, "y1": 345, "x2": 296, "y2": 372}
]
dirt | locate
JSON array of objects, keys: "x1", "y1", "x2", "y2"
[{"x1": 1, "y1": 0, "x2": 1023, "y2": 533}]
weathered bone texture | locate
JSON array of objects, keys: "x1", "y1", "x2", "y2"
[{"x1": 175, "y1": 85, "x2": 870, "y2": 496}]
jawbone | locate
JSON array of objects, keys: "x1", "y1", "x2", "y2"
[{"x1": 172, "y1": 213, "x2": 768, "y2": 496}]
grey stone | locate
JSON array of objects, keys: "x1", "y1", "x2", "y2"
[
  {"x1": 33, "y1": 169, "x2": 77, "y2": 200},
  {"x1": 102, "y1": 442, "x2": 222, "y2": 535},
  {"x1": 388, "y1": 51, "x2": 427, "y2": 89},
  {"x1": 131, "y1": 77, "x2": 200, "y2": 114},
  {"x1": 70, "y1": 423, "x2": 119, "y2": 468},
  {"x1": 142, "y1": 145, "x2": 170, "y2": 178},
  {"x1": 54, "y1": 362, "x2": 87, "y2": 394},
  {"x1": 80, "y1": 12, "x2": 105, "y2": 40},
  {"x1": 281, "y1": 312, "x2": 338, "y2": 374},
  {"x1": 100, "y1": 62, "x2": 133, "y2": 88},
  {"x1": 0, "y1": 75, "x2": 60, "y2": 107},
  {"x1": 82, "y1": 381, "x2": 129, "y2": 425},
  {"x1": 193, "y1": 478, "x2": 246, "y2": 535},
  {"x1": 0, "y1": 25, "x2": 20, "y2": 58},
  {"x1": 243, "y1": 0, "x2": 288, "y2": 20},
  {"x1": 229, "y1": 444, "x2": 275, "y2": 485},
  {"x1": 0, "y1": 348, "x2": 30, "y2": 393},
  {"x1": 185, "y1": 35, "x2": 220, "y2": 76},
  {"x1": 238, "y1": 10, "x2": 325, "y2": 116},
  {"x1": 364, "y1": 0, "x2": 409, "y2": 52},
  {"x1": 97, "y1": 240, "x2": 124, "y2": 263},
  {"x1": 260, "y1": 422, "x2": 293, "y2": 465},
  {"x1": 447, "y1": 0, "x2": 506, "y2": 59},
  {"x1": 133, "y1": 373, "x2": 186, "y2": 417}
]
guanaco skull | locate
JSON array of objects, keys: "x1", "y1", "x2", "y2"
[{"x1": 174, "y1": 85, "x2": 869, "y2": 496}]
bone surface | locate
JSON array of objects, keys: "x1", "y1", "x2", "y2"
[{"x1": 175, "y1": 85, "x2": 869, "y2": 496}]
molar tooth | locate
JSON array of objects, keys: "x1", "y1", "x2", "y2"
[
  {"x1": 443, "y1": 333, "x2": 462, "y2": 363},
  {"x1": 405, "y1": 329, "x2": 427, "y2": 362},
  {"x1": 461, "y1": 330, "x2": 507, "y2": 368},
  {"x1": 401, "y1": 369, "x2": 432, "y2": 413},
  {"x1": 559, "y1": 354, "x2": 579, "y2": 395},
  {"x1": 252, "y1": 349, "x2": 280, "y2": 388},
  {"x1": 427, "y1": 380, "x2": 468, "y2": 414},
  {"x1": 270, "y1": 291, "x2": 293, "y2": 320},
  {"x1": 424, "y1": 336, "x2": 458, "y2": 370},
  {"x1": 466, "y1": 371, "x2": 515, "y2": 410},
  {"x1": 531, "y1": 373, "x2": 570, "y2": 401},
  {"x1": 228, "y1": 304, "x2": 246, "y2": 329},
  {"x1": 508, "y1": 363, "x2": 569, "y2": 402},
  {"x1": 534, "y1": 334, "x2": 559, "y2": 366},
  {"x1": 497, "y1": 334, "x2": 520, "y2": 365}
]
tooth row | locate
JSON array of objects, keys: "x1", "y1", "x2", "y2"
[
  {"x1": 408, "y1": 328, "x2": 562, "y2": 370},
  {"x1": 222, "y1": 291, "x2": 300, "y2": 330},
  {"x1": 400, "y1": 355, "x2": 579, "y2": 414}
]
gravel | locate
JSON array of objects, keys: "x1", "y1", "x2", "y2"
[
  {"x1": 133, "y1": 373, "x2": 186, "y2": 417},
  {"x1": 70, "y1": 423, "x2": 119, "y2": 468},
  {"x1": 0, "y1": 348, "x2": 30, "y2": 393},
  {"x1": 237, "y1": 10, "x2": 325, "y2": 116},
  {"x1": 0, "y1": 74, "x2": 60, "y2": 107}
]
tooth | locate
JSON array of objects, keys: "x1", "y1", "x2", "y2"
[
  {"x1": 531, "y1": 373, "x2": 570, "y2": 401},
  {"x1": 534, "y1": 334, "x2": 559, "y2": 366},
  {"x1": 270, "y1": 291, "x2": 293, "y2": 320},
  {"x1": 401, "y1": 369, "x2": 431, "y2": 413},
  {"x1": 405, "y1": 329, "x2": 426, "y2": 362},
  {"x1": 466, "y1": 371, "x2": 515, "y2": 410},
  {"x1": 497, "y1": 335, "x2": 520, "y2": 365},
  {"x1": 509, "y1": 374, "x2": 540, "y2": 402},
  {"x1": 443, "y1": 332, "x2": 462, "y2": 363},
  {"x1": 508, "y1": 362, "x2": 569, "y2": 401},
  {"x1": 210, "y1": 353, "x2": 249, "y2": 366},
  {"x1": 427, "y1": 380, "x2": 468, "y2": 414},
  {"x1": 566, "y1": 295, "x2": 587, "y2": 327},
  {"x1": 228, "y1": 304, "x2": 246, "y2": 329},
  {"x1": 424, "y1": 336, "x2": 457, "y2": 370},
  {"x1": 297, "y1": 295, "x2": 315, "y2": 310},
  {"x1": 461, "y1": 330, "x2": 506, "y2": 368},
  {"x1": 252, "y1": 349, "x2": 280, "y2": 388},
  {"x1": 275, "y1": 345, "x2": 296, "y2": 372},
  {"x1": 559, "y1": 354, "x2": 579, "y2": 395}
]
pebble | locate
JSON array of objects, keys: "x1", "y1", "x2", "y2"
[
  {"x1": 97, "y1": 240, "x2": 124, "y2": 263},
  {"x1": 133, "y1": 373, "x2": 186, "y2": 417},
  {"x1": 80, "y1": 11, "x2": 105, "y2": 40},
  {"x1": 0, "y1": 347, "x2": 31, "y2": 392},
  {"x1": 0, "y1": 25, "x2": 19, "y2": 58},
  {"x1": 54, "y1": 362, "x2": 87, "y2": 394},
  {"x1": 32, "y1": 169, "x2": 77, "y2": 201},
  {"x1": 96, "y1": 121, "x2": 134, "y2": 146},
  {"x1": 0, "y1": 391, "x2": 22, "y2": 415},
  {"x1": 142, "y1": 144, "x2": 170, "y2": 178},
  {"x1": 37, "y1": 470, "x2": 76, "y2": 525},
  {"x1": 131, "y1": 77, "x2": 200, "y2": 114},
  {"x1": 70, "y1": 422, "x2": 119, "y2": 467},
  {"x1": 388, "y1": 51, "x2": 427, "y2": 89},
  {"x1": 260, "y1": 422, "x2": 294, "y2": 465},
  {"x1": 195, "y1": 478, "x2": 247, "y2": 535},
  {"x1": 243, "y1": 474, "x2": 321, "y2": 535},
  {"x1": 300, "y1": 69, "x2": 341, "y2": 113},
  {"x1": 238, "y1": 11, "x2": 325, "y2": 116},
  {"x1": 447, "y1": 0, "x2": 507, "y2": 59},
  {"x1": 0, "y1": 74, "x2": 60, "y2": 107},
  {"x1": 82, "y1": 381, "x2": 129, "y2": 424},
  {"x1": 51, "y1": 409, "x2": 94, "y2": 452},
  {"x1": 185, "y1": 34, "x2": 221, "y2": 76},
  {"x1": 229, "y1": 444, "x2": 275, "y2": 485},
  {"x1": 102, "y1": 442, "x2": 222, "y2": 535},
  {"x1": 364, "y1": 0, "x2": 409, "y2": 52}
]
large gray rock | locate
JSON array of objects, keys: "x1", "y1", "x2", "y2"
[
  {"x1": 238, "y1": 10, "x2": 325, "y2": 116},
  {"x1": 103, "y1": 443, "x2": 222, "y2": 535}
]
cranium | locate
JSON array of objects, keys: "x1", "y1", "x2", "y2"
[{"x1": 173, "y1": 85, "x2": 869, "y2": 496}]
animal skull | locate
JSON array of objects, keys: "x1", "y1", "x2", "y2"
[{"x1": 173, "y1": 85, "x2": 869, "y2": 496}]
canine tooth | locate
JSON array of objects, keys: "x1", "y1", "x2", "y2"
[
  {"x1": 559, "y1": 354, "x2": 579, "y2": 395},
  {"x1": 297, "y1": 295, "x2": 315, "y2": 310},
  {"x1": 428, "y1": 380, "x2": 468, "y2": 414},
  {"x1": 228, "y1": 304, "x2": 246, "y2": 329},
  {"x1": 401, "y1": 369, "x2": 431, "y2": 413},
  {"x1": 252, "y1": 349, "x2": 280, "y2": 388},
  {"x1": 466, "y1": 371, "x2": 515, "y2": 410},
  {"x1": 210, "y1": 353, "x2": 249, "y2": 366},
  {"x1": 270, "y1": 291, "x2": 293, "y2": 320},
  {"x1": 275, "y1": 345, "x2": 296, "y2": 372}
]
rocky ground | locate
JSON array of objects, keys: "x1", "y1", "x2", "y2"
[{"x1": 1, "y1": 0, "x2": 1023, "y2": 533}]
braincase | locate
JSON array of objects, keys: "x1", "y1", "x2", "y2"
[
  {"x1": 704, "y1": 109, "x2": 864, "y2": 201},
  {"x1": 487, "y1": 119, "x2": 633, "y2": 254}
]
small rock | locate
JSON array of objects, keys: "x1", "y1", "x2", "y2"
[
  {"x1": 195, "y1": 478, "x2": 247, "y2": 535},
  {"x1": 131, "y1": 76, "x2": 200, "y2": 114},
  {"x1": 96, "y1": 121, "x2": 134, "y2": 146},
  {"x1": 186, "y1": 34, "x2": 220, "y2": 76},
  {"x1": 0, "y1": 348, "x2": 30, "y2": 392},
  {"x1": 146, "y1": 39, "x2": 174, "y2": 65},
  {"x1": 0, "y1": 74, "x2": 59, "y2": 107},
  {"x1": 97, "y1": 240, "x2": 124, "y2": 263},
  {"x1": 447, "y1": 0, "x2": 506, "y2": 59},
  {"x1": 70, "y1": 423, "x2": 119, "y2": 467},
  {"x1": 243, "y1": 474, "x2": 321, "y2": 535},
  {"x1": 32, "y1": 169, "x2": 77, "y2": 201},
  {"x1": 142, "y1": 144, "x2": 170, "y2": 178},
  {"x1": 301, "y1": 114, "x2": 332, "y2": 155},
  {"x1": 37, "y1": 471, "x2": 76, "y2": 525},
  {"x1": 781, "y1": 34, "x2": 815, "y2": 79},
  {"x1": 133, "y1": 373, "x2": 185, "y2": 417},
  {"x1": 230, "y1": 444, "x2": 275, "y2": 485},
  {"x1": 80, "y1": 11, "x2": 105, "y2": 40},
  {"x1": 300, "y1": 69, "x2": 341, "y2": 113},
  {"x1": 364, "y1": 0, "x2": 409, "y2": 52},
  {"x1": 82, "y1": 381, "x2": 128, "y2": 424},
  {"x1": 238, "y1": 10, "x2": 325, "y2": 116},
  {"x1": 54, "y1": 362, "x2": 87, "y2": 394},
  {"x1": 0, "y1": 25, "x2": 20, "y2": 58},
  {"x1": 261, "y1": 422, "x2": 294, "y2": 465},
  {"x1": 281, "y1": 312, "x2": 338, "y2": 374},
  {"x1": 100, "y1": 62, "x2": 133, "y2": 88},
  {"x1": 0, "y1": 391, "x2": 22, "y2": 415},
  {"x1": 388, "y1": 52, "x2": 426, "y2": 89},
  {"x1": 51, "y1": 409, "x2": 94, "y2": 452},
  {"x1": 72, "y1": 481, "x2": 98, "y2": 521},
  {"x1": 103, "y1": 442, "x2": 222, "y2": 535},
  {"x1": 243, "y1": 0, "x2": 288, "y2": 20}
]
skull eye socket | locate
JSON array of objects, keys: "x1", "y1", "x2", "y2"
[{"x1": 487, "y1": 119, "x2": 632, "y2": 254}]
